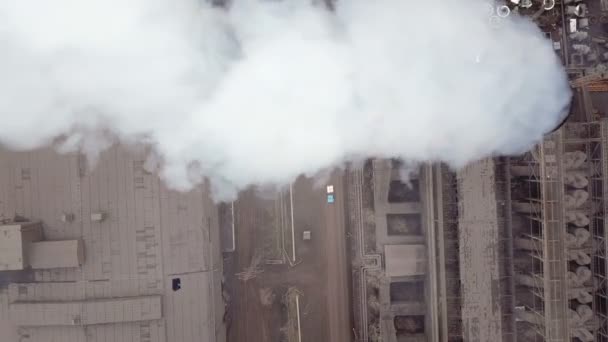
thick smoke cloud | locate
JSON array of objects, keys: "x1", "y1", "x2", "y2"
[{"x1": 0, "y1": 0, "x2": 571, "y2": 198}]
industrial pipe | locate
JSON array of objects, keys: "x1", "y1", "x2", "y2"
[
  {"x1": 564, "y1": 172, "x2": 588, "y2": 188},
  {"x1": 572, "y1": 328, "x2": 594, "y2": 342},
  {"x1": 563, "y1": 151, "x2": 587, "y2": 169},
  {"x1": 574, "y1": 228, "x2": 591, "y2": 246},
  {"x1": 569, "y1": 288, "x2": 593, "y2": 303},
  {"x1": 576, "y1": 304, "x2": 594, "y2": 323},
  {"x1": 567, "y1": 250, "x2": 591, "y2": 265},
  {"x1": 564, "y1": 189, "x2": 589, "y2": 208},
  {"x1": 567, "y1": 266, "x2": 592, "y2": 287},
  {"x1": 565, "y1": 212, "x2": 590, "y2": 227}
]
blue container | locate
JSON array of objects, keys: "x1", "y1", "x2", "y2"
[{"x1": 327, "y1": 194, "x2": 335, "y2": 203}]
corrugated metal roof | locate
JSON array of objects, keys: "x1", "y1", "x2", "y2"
[
  {"x1": 28, "y1": 239, "x2": 84, "y2": 269},
  {"x1": 9, "y1": 296, "x2": 162, "y2": 326},
  {"x1": 0, "y1": 146, "x2": 223, "y2": 342}
]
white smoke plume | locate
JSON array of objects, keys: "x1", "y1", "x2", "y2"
[{"x1": 0, "y1": 0, "x2": 571, "y2": 199}]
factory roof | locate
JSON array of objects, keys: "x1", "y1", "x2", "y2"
[
  {"x1": 9, "y1": 295, "x2": 162, "y2": 326},
  {"x1": 384, "y1": 244, "x2": 426, "y2": 277},
  {"x1": 0, "y1": 145, "x2": 224, "y2": 342},
  {"x1": 0, "y1": 222, "x2": 42, "y2": 271},
  {"x1": 28, "y1": 239, "x2": 84, "y2": 269}
]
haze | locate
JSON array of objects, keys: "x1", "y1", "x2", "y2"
[{"x1": 0, "y1": 0, "x2": 571, "y2": 199}]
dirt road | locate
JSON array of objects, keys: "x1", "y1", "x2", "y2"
[
  {"x1": 227, "y1": 190, "x2": 281, "y2": 342},
  {"x1": 226, "y1": 172, "x2": 352, "y2": 342}
]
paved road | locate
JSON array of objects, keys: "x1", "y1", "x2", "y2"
[{"x1": 324, "y1": 171, "x2": 352, "y2": 342}]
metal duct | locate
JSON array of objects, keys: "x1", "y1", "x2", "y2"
[
  {"x1": 568, "y1": 250, "x2": 591, "y2": 265},
  {"x1": 510, "y1": 165, "x2": 558, "y2": 178},
  {"x1": 564, "y1": 171, "x2": 589, "y2": 188},
  {"x1": 569, "y1": 308, "x2": 595, "y2": 341},
  {"x1": 564, "y1": 189, "x2": 589, "y2": 208},
  {"x1": 569, "y1": 288, "x2": 593, "y2": 304},
  {"x1": 568, "y1": 266, "x2": 592, "y2": 287},
  {"x1": 572, "y1": 328, "x2": 594, "y2": 342},
  {"x1": 574, "y1": 228, "x2": 591, "y2": 246},
  {"x1": 577, "y1": 266, "x2": 592, "y2": 283},
  {"x1": 565, "y1": 212, "x2": 590, "y2": 227},
  {"x1": 570, "y1": 309, "x2": 583, "y2": 327},
  {"x1": 567, "y1": 228, "x2": 592, "y2": 248},
  {"x1": 566, "y1": 233, "x2": 578, "y2": 247},
  {"x1": 576, "y1": 305, "x2": 594, "y2": 323},
  {"x1": 564, "y1": 151, "x2": 587, "y2": 169}
]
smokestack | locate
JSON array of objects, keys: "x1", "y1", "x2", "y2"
[
  {"x1": 547, "y1": 99, "x2": 572, "y2": 133},
  {"x1": 497, "y1": 5, "x2": 510, "y2": 18}
]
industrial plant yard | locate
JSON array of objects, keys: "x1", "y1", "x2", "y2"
[
  {"x1": 224, "y1": 172, "x2": 352, "y2": 342},
  {"x1": 1, "y1": 1, "x2": 608, "y2": 342}
]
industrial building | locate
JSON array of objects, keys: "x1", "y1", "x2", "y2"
[
  {"x1": 347, "y1": 159, "x2": 443, "y2": 342},
  {"x1": 347, "y1": 158, "x2": 481, "y2": 342},
  {"x1": 507, "y1": 74, "x2": 608, "y2": 341},
  {"x1": 0, "y1": 145, "x2": 225, "y2": 342},
  {"x1": 372, "y1": 160, "x2": 429, "y2": 342},
  {"x1": 346, "y1": 0, "x2": 608, "y2": 340},
  {"x1": 348, "y1": 70, "x2": 608, "y2": 342},
  {"x1": 350, "y1": 77, "x2": 607, "y2": 341},
  {"x1": 0, "y1": 221, "x2": 84, "y2": 271}
]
